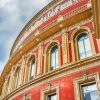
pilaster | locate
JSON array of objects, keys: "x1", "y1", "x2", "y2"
[
  {"x1": 37, "y1": 42, "x2": 43, "y2": 76},
  {"x1": 92, "y1": 0, "x2": 100, "y2": 38},
  {"x1": 62, "y1": 29, "x2": 69, "y2": 64}
]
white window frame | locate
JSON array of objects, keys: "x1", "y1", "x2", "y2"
[
  {"x1": 74, "y1": 73, "x2": 100, "y2": 100},
  {"x1": 41, "y1": 85, "x2": 59, "y2": 100}
]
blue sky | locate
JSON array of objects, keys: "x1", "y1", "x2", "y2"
[{"x1": 0, "y1": 0, "x2": 52, "y2": 74}]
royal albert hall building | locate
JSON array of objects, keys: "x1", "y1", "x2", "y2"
[{"x1": 1, "y1": 0, "x2": 100, "y2": 100}]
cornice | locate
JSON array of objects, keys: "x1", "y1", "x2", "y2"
[
  {"x1": 3, "y1": 54, "x2": 100, "y2": 100},
  {"x1": 10, "y1": 0, "x2": 85, "y2": 56},
  {"x1": 10, "y1": 0, "x2": 61, "y2": 56}
]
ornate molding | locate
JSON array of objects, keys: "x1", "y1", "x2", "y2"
[{"x1": 74, "y1": 72, "x2": 100, "y2": 100}]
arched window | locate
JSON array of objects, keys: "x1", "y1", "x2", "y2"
[
  {"x1": 14, "y1": 67, "x2": 20, "y2": 88},
  {"x1": 77, "y1": 33, "x2": 92, "y2": 59},
  {"x1": 16, "y1": 67, "x2": 20, "y2": 88},
  {"x1": 30, "y1": 58, "x2": 35, "y2": 80},
  {"x1": 50, "y1": 45, "x2": 58, "y2": 70}
]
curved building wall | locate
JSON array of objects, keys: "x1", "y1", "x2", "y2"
[{"x1": 1, "y1": 0, "x2": 100, "y2": 100}]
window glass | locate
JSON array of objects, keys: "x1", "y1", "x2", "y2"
[
  {"x1": 78, "y1": 33, "x2": 92, "y2": 59},
  {"x1": 84, "y1": 38, "x2": 92, "y2": 57},
  {"x1": 48, "y1": 94, "x2": 56, "y2": 100},
  {"x1": 51, "y1": 52, "x2": 55, "y2": 69},
  {"x1": 51, "y1": 45, "x2": 58, "y2": 70},
  {"x1": 78, "y1": 40, "x2": 85, "y2": 53},
  {"x1": 55, "y1": 50, "x2": 58, "y2": 68},
  {"x1": 78, "y1": 40, "x2": 85, "y2": 59},
  {"x1": 82, "y1": 83, "x2": 99, "y2": 100},
  {"x1": 30, "y1": 58, "x2": 35, "y2": 80},
  {"x1": 84, "y1": 38, "x2": 91, "y2": 51}
]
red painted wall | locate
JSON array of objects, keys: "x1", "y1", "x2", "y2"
[{"x1": 13, "y1": 66, "x2": 100, "y2": 100}]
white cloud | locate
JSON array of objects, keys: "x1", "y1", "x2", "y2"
[
  {"x1": 0, "y1": 0, "x2": 53, "y2": 75},
  {"x1": 0, "y1": 0, "x2": 13, "y2": 8}
]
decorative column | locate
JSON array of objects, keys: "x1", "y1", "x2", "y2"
[
  {"x1": 41, "y1": 42, "x2": 44, "y2": 74},
  {"x1": 44, "y1": 51, "x2": 47, "y2": 73},
  {"x1": 7, "y1": 67, "x2": 17, "y2": 93},
  {"x1": 7, "y1": 72, "x2": 12, "y2": 94},
  {"x1": 12, "y1": 66, "x2": 18, "y2": 89},
  {"x1": 24, "y1": 58, "x2": 29, "y2": 83},
  {"x1": 37, "y1": 42, "x2": 43, "y2": 76},
  {"x1": 20, "y1": 56, "x2": 26, "y2": 85},
  {"x1": 62, "y1": 29, "x2": 69, "y2": 64},
  {"x1": 2, "y1": 77, "x2": 8, "y2": 98},
  {"x1": 44, "y1": 41, "x2": 50, "y2": 73},
  {"x1": 11, "y1": 71, "x2": 15, "y2": 91},
  {"x1": 92, "y1": 0, "x2": 100, "y2": 38},
  {"x1": 69, "y1": 38, "x2": 75, "y2": 62}
]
